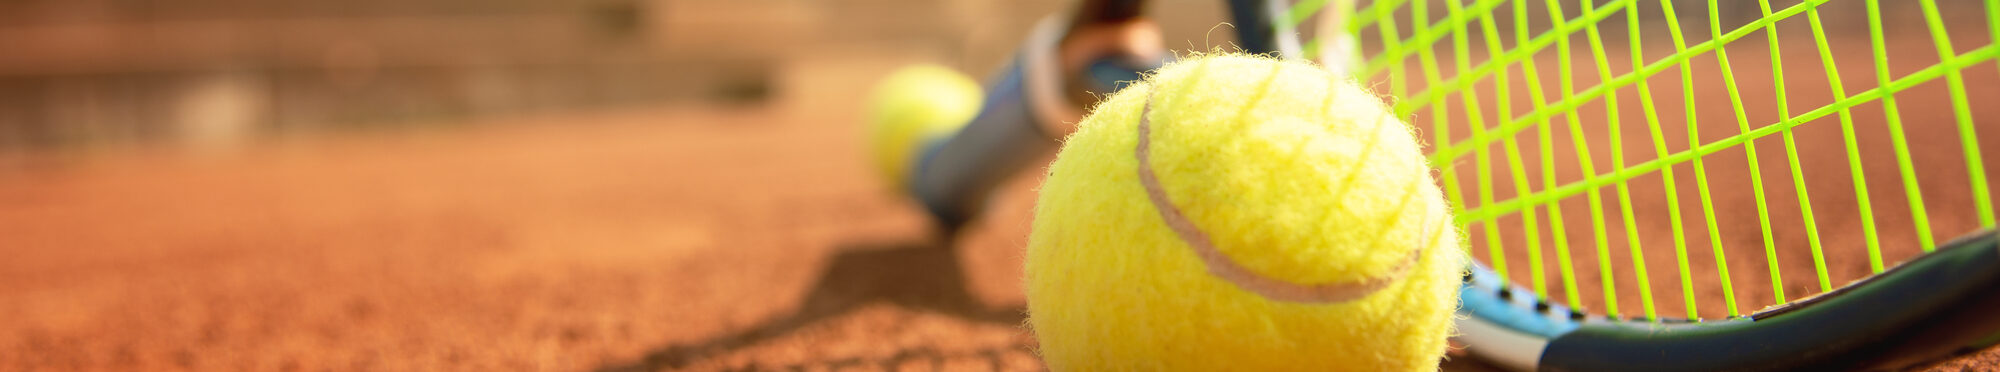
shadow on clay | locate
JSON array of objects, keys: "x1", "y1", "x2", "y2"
[
  {"x1": 593, "y1": 237, "x2": 1030, "y2": 371},
  {"x1": 591, "y1": 235, "x2": 1510, "y2": 371}
]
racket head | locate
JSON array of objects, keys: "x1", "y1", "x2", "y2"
[{"x1": 1248, "y1": 0, "x2": 2000, "y2": 369}]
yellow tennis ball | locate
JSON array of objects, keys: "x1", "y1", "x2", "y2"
[
  {"x1": 865, "y1": 64, "x2": 984, "y2": 189},
  {"x1": 1024, "y1": 54, "x2": 1465, "y2": 371}
]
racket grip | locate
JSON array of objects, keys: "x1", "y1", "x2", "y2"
[
  {"x1": 908, "y1": 57, "x2": 1055, "y2": 228},
  {"x1": 908, "y1": 16, "x2": 1157, "y2": 230}
]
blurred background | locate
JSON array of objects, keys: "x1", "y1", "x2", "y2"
[
  {"x1": 2, "y1": 0, "x2": 1995, "y2": 370},
  {"x1": 0, "y1": 0, "x2": 1246, "y2": 152},
  {"x1": 0, "y1": 0, "x2": 1242, "y2": 370},
  {"x1": 0, "y1": 0, "x2": 961, "y2": 150}
]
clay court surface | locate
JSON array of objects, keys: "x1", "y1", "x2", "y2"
[
  {"x1": 0, "y1": 98, "x2": 1994, "y2": 371},
  {"x1": 2, "y1": 37, "x2": 1999, "y2": 370}
]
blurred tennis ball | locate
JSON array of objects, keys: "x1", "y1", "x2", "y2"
[
  {"x1": 1024, "y1": 54, "x2": 1464, "y2": 371},
  {"x1": 864, "y1": 64, "x2": 983, "y2": 190}
]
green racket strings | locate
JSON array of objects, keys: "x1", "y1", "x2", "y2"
[{"x1": 1281, "y1": 0, "x2": 1999, "y2": 320}]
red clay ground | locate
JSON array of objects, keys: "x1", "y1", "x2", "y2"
[
  {"x1": 0, "y1": 101, "x2": 1995, "y2": 370},
  {"x1": 0, "y1": 105, "x2": 1048, "y2": 371}
]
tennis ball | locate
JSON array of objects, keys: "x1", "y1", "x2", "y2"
[
  {"x1": 865, "y1": 64, "x2": 984, "y2": 189},
  {"x1": 1024, "y1": 54, "x2": 1464, "y2": 371}
]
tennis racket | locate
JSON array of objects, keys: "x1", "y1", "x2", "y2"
[
  {"x1": 1274, "y1": 0, "x2": 2000, "y2": 370},
  {"x1": 894, "y1": 0, "x2": 2000, "y2": 370}
]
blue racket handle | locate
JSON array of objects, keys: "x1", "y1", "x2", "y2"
[{"x1": 908, "y1": 19, "x2": 1161, "y2": 229}]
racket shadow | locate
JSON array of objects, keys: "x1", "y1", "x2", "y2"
[
  {"x1": 594, "y1": 238, "x2": 1027, "y2": 371},
  {"x1": 589, "y1": 236, "x2": 1521, "y2": 371}
]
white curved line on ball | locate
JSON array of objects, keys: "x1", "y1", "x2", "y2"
[{"x1": 1134, "y1": 94, "x2": 1426, "y2": 304}]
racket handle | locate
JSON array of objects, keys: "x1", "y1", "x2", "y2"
[
  {"x1": 1225, "y1": 0, "x2": 1303, "y2": 58},
  {"x1": 909, "y1": 15, "x2": 1160, "y2": 230},
  {"x1": 908, "y1": 56, "x2": 1053, "y2": 228}
]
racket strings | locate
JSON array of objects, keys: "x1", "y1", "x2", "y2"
[{"x1": 1285, "y1": 0, "x2": 2000, "y2": 320}]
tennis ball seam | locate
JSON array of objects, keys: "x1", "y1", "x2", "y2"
[{"x1": 1133, "y1": 89, "x2": 1438, "y2": 304}]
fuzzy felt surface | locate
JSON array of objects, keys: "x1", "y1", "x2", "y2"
[{"x1": 1025, "y1": 53, "x2": 1466, "y2": 371}]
